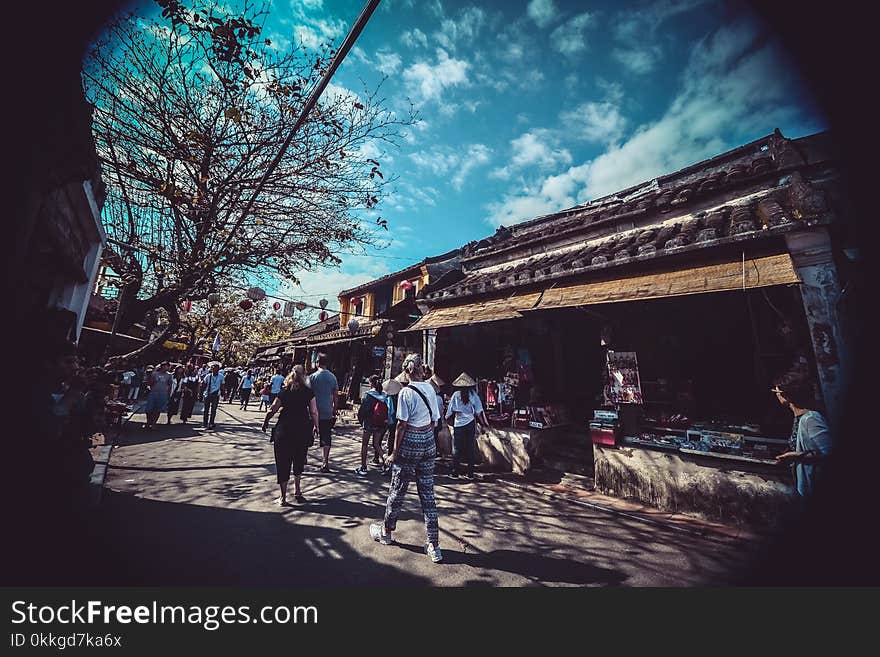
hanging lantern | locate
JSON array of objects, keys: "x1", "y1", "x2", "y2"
[
  {"x1": 399, "y1": 280, "x2": 414, "y2": 291},
  {"x1": 272, "y1": 301, "x2": 281, "y2": 311},
  {"x1": 347, "y1": 318, "x2": 359, "y2": 334},
  {"x1": 203, "y1": 315, "x2": 211, "y2": 326},
  {"x1": 318, "y1": 311, "x2": 328, "y2": 321},
  {"x1": 246, "y1": 286, "x2": 266, "y2": 301},
  {"x1": 180, "y1": 300, "x2": 192, "y2": 313},
  {"x1": 207, "y1": 293, "x2": 221, "y2": 307},
  {"x1": 350, "y1": 296, "x2": 361, "y2": 304},
  {"x1": 295, "y1": 301, "x2": 307, "y2": 312},
  {"x1": 319, "y1": 298, "x2": 328, "y2": 309},
  {"x1": 239, "y1": 299, "x2": 254, "y2": 310}
]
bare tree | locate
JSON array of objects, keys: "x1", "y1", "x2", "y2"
[{"x1": 84, "y1": 0, "x2": 409, "y2": 362}]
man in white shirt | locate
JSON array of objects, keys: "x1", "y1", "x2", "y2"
[{"x1": 202, "y1": 363, "x2": 225, "y2": 429}]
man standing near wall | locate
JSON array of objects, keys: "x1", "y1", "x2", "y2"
[{"x1": 309, "y1": 353, "x2": 338, "y2": 473}]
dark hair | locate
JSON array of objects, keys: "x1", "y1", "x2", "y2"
[
  {"x1": 369, "y1": 374, "x2": 382, "y2": 391},
  {"x1": 461, "y1": 387, "x2": 470, "y2": 404},
  {"x1": 775, "y1": 374, "x2": 818, "y2": 410},
  {"x1": 317, "y1": 353, "x2": 329, "y2": 368}
]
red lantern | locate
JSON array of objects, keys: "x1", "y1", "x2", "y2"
[
  {"x1": 399, "y1": 280, "x2": 414, "y2": 291},
  {"x1": 180, "y1": 300, "x2": 192, "y2": 312},
  {"x1": 272, "y1": 301, "x2": 281, "y2": 311},
  {"x1": 319, "y1": 311, "x2": 328, "y2": 321},
  {"x1": 239, "y1": 299, "x2": 254, "y2": 310},
  {"x1": 350, "y1": 296, "x2": 361, "y2": 304}
]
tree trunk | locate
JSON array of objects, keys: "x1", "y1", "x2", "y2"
[{"x1": 105, "y1": 296, "x2": 181, "y2": 367}]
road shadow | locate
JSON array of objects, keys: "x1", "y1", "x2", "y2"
[{"x1": 21, "y1": 490, "x2": 434, "y2": 587}]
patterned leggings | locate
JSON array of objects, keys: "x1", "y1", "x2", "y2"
[{"x1": 383, "y1": 425, "x2": 439, "y2": 546}]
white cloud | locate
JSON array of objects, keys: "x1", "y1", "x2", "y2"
[
  {"x1": 452, "y1": 144, "x2": 492, "y2": 190},
  {"x1": 400, "y1": 28, "x2": 428, "y2": 49},
  {"x1": 560, "y1": 102, "x2": 627, "y2": 144},
  {"x1": 484, "y1": 19, "x2": 825, "y2": 226},
  {"x1": 485, "y1": 163, "x2": 590, "y2": 227},
  {"x1": 611, "y1": 0, "x2": 710, "y2": 74},
  {"x1": 402, "y1": 48, "x2": 470, "y2": 103},
  {"x1": 527, "y1": 0, "x2": 560, "y2": 29},
  {"x1": 510, "y1": 130, "x2": 572, "y2": 170},
  {"x1": 611, "y1": 46, "x2": 662, "y2": 75},
  {"x1": 281, "y1": 259, "x2": 391, "y2": 323},
  {"x1": 550, "y1": 12, "x2": 594, "y2": 57},
  {"x1": 375, "y1": 50, "x2": 403, "y2": 75},
  {"x1": 434, "y1": 6, "x2": 487, "y2": 51}
]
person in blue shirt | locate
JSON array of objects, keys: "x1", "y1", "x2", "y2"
[
  {"x1": 308, "y1": 354, "x2": 338, "y2": 472},
  {"x1": 355, "y1": 375, "x2": 389, "y2": 476},
  {"x1": 201, "y1": 363, "x2": 225, "y2": 430},
  {"x1": 772, "y1": 377, "x2": 833, "y2": 498}
]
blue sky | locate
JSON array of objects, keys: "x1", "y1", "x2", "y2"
[{"x1": 128, "y1": 0, "x2": 827, "y2": 321}]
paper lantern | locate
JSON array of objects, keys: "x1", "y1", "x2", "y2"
[
  {"x1": 399, "y1": 280, "x2": 414, "y2": 290},
  {"x1": 239, "y1": 299, "x2": 254, "y2": 310},
  {"x1": 350, "y1": 296, "x2": 362, "y2": 304},
  {"x1": 318, "y1": 311, "x2": 328, "y2": 321},
  {"x1": 180, "y1": 300, "x2": 192, "y2": 312},
  {"x1": 319, "y1": 298, "x2": 328, "y2": 309},
  {"x1": 272, "y1": 301, "x2": 281, "y2": 311},
  {"x1": 207, "y1": 293, "x2": 221, "y2": 307},
  {"x1": 295, "y1": 301, "x2": 307, "y2": 312},
  {"x1": 246, "y1": 286, "x2": 266, "y2": 301}
]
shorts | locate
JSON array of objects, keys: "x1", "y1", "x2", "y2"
[{"x1": 318, "y1": 419, "x2": 334, "y2": 447}]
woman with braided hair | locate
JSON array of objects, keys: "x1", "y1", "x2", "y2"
[{"x1": 369, "y1": 353, "x2": 443, "y2": 563}]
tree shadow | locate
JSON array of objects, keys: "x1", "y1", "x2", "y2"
[{"x1": 14, "y1": 490, "x2": 433, "y2": 587}]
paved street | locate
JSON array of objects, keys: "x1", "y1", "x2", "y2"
[{"x1": 91, "y1": 400, "x2": 757, "y2": 586}]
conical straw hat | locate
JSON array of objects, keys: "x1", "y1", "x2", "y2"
[
  {"x1": 394, "y1": 370, "x2": 411, "y2": 384},
  {"x1": 429, "y1": 374, "x2": 445, "y2": 390},
  {"x1": 452, "y1": 372, "x2": 476, "y2": 387},
  {"x1": 382, "y1": 379, "x2": 403, "y2": 395}
]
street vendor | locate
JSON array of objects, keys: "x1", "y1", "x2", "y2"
[{"x1": 772, "y1": 376, "x2": 833, "y2": 498}]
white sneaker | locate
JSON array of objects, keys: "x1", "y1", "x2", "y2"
[
  {"x1": 369, "y1": 524, "x2": 393, "y2": 545},
  {"x1": 426, "y1": 543, "x2": 443, "y2": 563}
]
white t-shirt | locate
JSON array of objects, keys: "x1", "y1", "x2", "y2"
[
  {"x1": 445, "y1": 390, "x2": 483, "y2": 428},
  {"x1": 396, "y1": 382, "x2": 441, "y2": 428},
  {"x1": 122, "y1": 371, "x2": 135, "y2": 385}
]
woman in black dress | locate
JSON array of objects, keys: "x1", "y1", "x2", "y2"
[
  {"x1": 262, "y1": 365, "x2": 319, "y2": 505},
  {"x1": 178, "y1": 365, "x2": 199, "y2": 424}
]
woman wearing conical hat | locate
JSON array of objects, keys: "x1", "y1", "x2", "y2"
[{"x1": 445, "y1": 373, "x2": 489, "y2": 480}]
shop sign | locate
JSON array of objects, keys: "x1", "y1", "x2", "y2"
[{"x1": 373, "y1": 346, "x2": 385, "y2": 357}]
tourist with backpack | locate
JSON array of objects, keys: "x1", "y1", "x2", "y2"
[{"x1": 355, "y1": 375, "x2": 389, "y2": 476}]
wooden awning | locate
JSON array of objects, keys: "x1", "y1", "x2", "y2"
[
  {"x1": 533, "y1": 253, "x2": 800, "y2": 310},
  {"x1": 401, "y1": 292, "x2": 542, "y2": 332}
]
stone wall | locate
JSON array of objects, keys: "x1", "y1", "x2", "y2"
[
  {"x1": 477, "y1": 427, "x2": 552, "y2": 475},
  {"x1": 594, "y1": 444, "x2": 796, "y2": 529}
]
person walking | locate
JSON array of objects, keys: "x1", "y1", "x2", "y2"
[
  {"x1": 772, "y1": 376, "x2": 833, "y2": 499},
  {"x1": 308, "y1": 354, "x2": 338, "y2": 473},
  {"x1": 224, "y1": 368, "x2": 240, "y2": 404},
  {"x1": 446, "y1": 373, "x2": 489, "y2": 479},
  {"x1": 268, "y1": 368, "x2": 285, "y2": 406},
  {"x1": 202, "y1": 363, "x2": 225, "y2": 430},
  {"x1": 239, "y1": 369, "x2": 256, "y2": 410},
  {"x1": 380, "y1": 378, "x2": 401, "y2": 473},
  {"x1": 143, "y1": 362, "x2": 172, "y2": 429},
  {"x1": 128, "y1": 366, "x2": 144, "y2": 402},
  {"x1": 262, "y1": 365, "x2": 320, "y2": 506},
  {"x1": 119, "y1": 366, "x2": 135, "y2": 401},
  {"x1": 355, "y1": 375, "x2": 389, "y2": 476},
  {"x1": 178, "y1": 365, "x2": 199, "y2": 424},
  {"x1": 258, "y1": 383, "x2": 271, "y2": 412},
  {"x1": 166, "y1": 365, "x2": 185, "y2": 424},
  {"x1": 369, "y1": 354, "x2": 443, "y2": 563},
  {"x1": 429, "y1": 373, "x2": 447, "y2": 457}
]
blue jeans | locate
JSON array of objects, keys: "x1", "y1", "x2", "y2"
[{"x1": 452, "y1": 421, "x2": 476, "y2": 476}]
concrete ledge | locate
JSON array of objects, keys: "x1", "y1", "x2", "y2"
[
  {"x1": 593, "y1": 443, "x2": 795, "y2": 529},
  {"x1": 477, "y1": 427, "x2": 553, "y2": 475}
]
